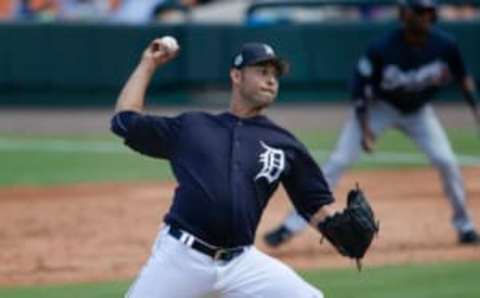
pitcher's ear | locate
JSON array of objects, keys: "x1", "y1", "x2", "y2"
[{"x1": 230, "y1": 68, "x2": 241, "y2": 84}]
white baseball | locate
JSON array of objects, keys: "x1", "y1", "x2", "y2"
[{"x1": 160, "y1": 36, "x2": 179, "y2": 53}]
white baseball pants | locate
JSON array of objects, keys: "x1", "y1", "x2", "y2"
[{"x1": 125, "y1": 226, "x2": 324, "y2": 298}]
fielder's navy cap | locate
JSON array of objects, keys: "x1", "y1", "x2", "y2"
[
  {"x1": 232, "y1": 42, "x2": 289, "y2": 76},
  {"x1": 398, "y1": 0, "x2": 437, "y2": 9}
]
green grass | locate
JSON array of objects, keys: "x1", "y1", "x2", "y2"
[
  {"x1": 0, "y1": 135, "x2": 173, "y2": 186},
  {"x1": 0, "y1": 129, "x2": 478, "y2": 186},
  {"x1": 0, "y1": 150, "x2": 172, "y2": 185},
  {"x1": 0, "y1": 281, "x2": 130, "y2": 298},
  {"x1": 302, "y1": 261, "x2": 480, "y2": 298},
  {"x1": 1, "y1": 261, "x2": 479, "y2": 298},
  {"x1": 294, "y1": 129, "x2": 480, "y2": 156}
]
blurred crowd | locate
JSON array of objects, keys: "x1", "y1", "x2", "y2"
[
  {"x1": 360, "y1": 2, "x2": 479, "y2": 21},
  {"x1": 0, "y1": 0, "x2": 215, "y2": 24},
  {"x1": 247, "y1": 1, "x2": 480, "y2": 25},
  {"x1": 0, "y1": 0, "x2": 478, "y2": 24}
]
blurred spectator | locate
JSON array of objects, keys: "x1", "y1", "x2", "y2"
[
  {"x1": 0, "y1": 0, "x2": 15, "y2": 20},
  {"x1": 110, "y1": 0, "x2": 214, "y2": 24},
  {"x1": 57, "y1": 0, "x2": 114, "y2": 22},
  {"x1": 110, "y1": 0, "x2": 166, "y2": 24},
  {"x1": 13, "y1": 0, "x2": 119, "y2": 22},
  {"x1": 153, "y1": 0, "x2": 190, "y2": 24},
  {"x1": 358, "y1": 4, "x2": 396, "y2": 21},
  {"x1": 15, "y1": 0, "x2": 58, "y2": 21},
  {"x1": 190, "y1": 0, "x2": 246, "y2": 24},
  {"x1": 440, "y1": 3, "x2": 479, "y2": 21},
  {"x1": 246, "y1": 0, "x2": 364, "y2": 26},
  {"x1": 153, "y1": 0, "x2": 214, "y2": 24}
]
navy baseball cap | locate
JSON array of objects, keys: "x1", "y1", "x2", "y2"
[
  {"x1": 232, "y1": 42, "x2": 289, "y2": 76},
  {"x1": 398, "y1": 0, "x2": 437, "y2": 21}
]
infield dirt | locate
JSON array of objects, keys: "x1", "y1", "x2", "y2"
[{"x1": 0, "y1": 167, "x2": 479, "y2": 285}]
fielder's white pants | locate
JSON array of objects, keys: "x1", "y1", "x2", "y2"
[
  {"x1": 126, "y1": 226, "x2": 324, "y2": 298},
  {"x1": 283, "y1": 101, "x2": 475, "y2": 234}
]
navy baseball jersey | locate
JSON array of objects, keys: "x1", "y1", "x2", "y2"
[
  {"x1": 353, "y1": 27, "x2": 467, "y2": 114},
  {"x1": 111, "y1": 111, "x2": 334, "y2": 248}
]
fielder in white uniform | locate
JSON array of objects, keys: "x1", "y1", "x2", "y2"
[{"x1": 264, "y1": 0, "x2": 480, "y2": 248}]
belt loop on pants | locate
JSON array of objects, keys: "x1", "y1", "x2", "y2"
[{"x1": 167, "y1": 225, "x2": 245, "y2": 262}]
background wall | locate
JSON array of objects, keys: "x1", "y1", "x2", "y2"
[{"x1": 1, "y1": 21, "x2": 479, "y2": 106}]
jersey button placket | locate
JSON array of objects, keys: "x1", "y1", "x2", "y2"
[
  {"x1": 233, "y1": 149, "x2": 240, "y2": 171},
  {"x1": 233, "y1": 121, "x2": 242, "y2": 170},
  {"x1": 230, "y1": 121, "x2": 242, "y2": 245}
]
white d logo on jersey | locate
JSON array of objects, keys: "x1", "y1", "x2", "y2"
[{"x1": 255, "y1": 141, "x2": 285, "y2": 183}]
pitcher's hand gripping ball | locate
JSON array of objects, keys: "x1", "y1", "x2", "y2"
[
  {"x1": 144, "y1": 36, "x2": 180, "y2": 67},
  {"x1": 159, "y1": 36, "x2": 179, "y2": 53},
  {"x1": 318, "y1": 184, "x2": 379, "y2": 270}
]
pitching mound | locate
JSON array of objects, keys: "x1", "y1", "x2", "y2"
[{"x1": 0, "y1": 167, "x2": 479, "y2": 285}]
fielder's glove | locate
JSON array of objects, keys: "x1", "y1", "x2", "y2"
[{"x1": 317, "y1": 184, "x2": 379, "y2": 270}]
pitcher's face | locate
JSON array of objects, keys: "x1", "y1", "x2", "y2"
[{"x1": 234, "y1": 63, "x2": 279, "y2": 109}]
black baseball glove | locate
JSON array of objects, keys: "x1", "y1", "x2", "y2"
[{"x1": 317, "y1": 184, "x2": 379, "y2": 270}]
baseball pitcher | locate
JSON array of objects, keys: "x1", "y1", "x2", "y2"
[{"x1": 111, "y1": 38, "x2": 378, "y2": 297}]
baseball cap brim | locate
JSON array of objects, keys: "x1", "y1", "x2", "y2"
[{"x1": 245, "y1": 57, "x2": 290, "y2": 76}]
